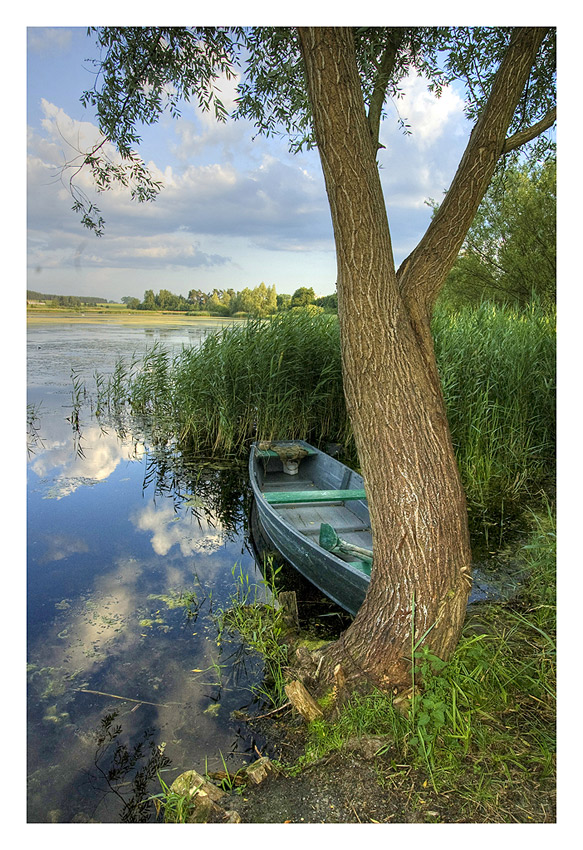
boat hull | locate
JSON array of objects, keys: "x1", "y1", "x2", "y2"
[
  {"x1": 249, "y1": 441, "x2": 371, "y2": 616},
  {"x1": 250, "y1": 442, "x2": 508, "y2": 616}
]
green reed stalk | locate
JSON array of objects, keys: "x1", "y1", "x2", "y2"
[
  {"x1": 167, "y1": 310, "x2": 349, "y2": 455},
  {"x1": 94, "y1": 302, "x2": 555, "y2": 543},
  {"x1": 432, "y1": 299, "x2": 555, "y2": 538}
]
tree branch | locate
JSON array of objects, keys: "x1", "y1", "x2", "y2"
[
  {"x1": 367, "y1": 29, "x2": 405, "y2": 148},
  {"x1": 397, "y1": 27, "x2": 550, "y2": 310},
  {"x1": 502, "y1": 106, "x2": 556, "y2": 154}
]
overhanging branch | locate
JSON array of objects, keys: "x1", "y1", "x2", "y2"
[
  {"x1": 502, "y1": 107, "x2": 556, "y2": 154},
  {"x1": 367, "y1": 29, "x2": 405, "y2": 148}
]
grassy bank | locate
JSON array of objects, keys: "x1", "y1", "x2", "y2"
[
  {"x1": 27, "y1": 307, "x2": 241, "y2": 326},
  {"x1": 293, "y1": 506, "x2": 556, "y2": 821},
  {"x1": 152, "y1": 506, "x2": 555, "y2": 823},
  {"x1": 96, "y1": 301, "x2": 555, "y2": 543}
]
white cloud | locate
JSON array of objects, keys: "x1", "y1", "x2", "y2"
[
  {"x1": 26, "y1": 62, "x2": 472, "y2": 297},
  {"x1": 27, "y1": 100, "x2": 333, "y2": 281},
  {"x1": 37, "y1": 533, "x2": 89, "y2": 564},
  {"x1": 38, "y1": 99, "x2": 112, "y2": 169},
  {"x1": 29, "y1": 423, "x2": 146, "y2": 498},
  {"x1": 109, "y1": 233, "x2": 230, "y2": 269},
  {"x1": 395, "y1": 75, "x2": 465, "y2": 147},
  {"x1": 28, "y1": 28, "x2": 73, "y2": 54},
  {"x1": 376, "y1": 73, "x2": 470, "y2": 255},
  {"x1": 179, "y1": 162, "x2": 240, "y2": 197},
  {"x1": 169, "y1": 68, "x2": 250, "y2": 162}
]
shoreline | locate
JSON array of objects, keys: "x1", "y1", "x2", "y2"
[{"x1": 26, "y1": 310, "x2": 242, "y2": 326}]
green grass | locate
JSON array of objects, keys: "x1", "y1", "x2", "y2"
[
  {"x1": 294, "y1": 508, "x2": 556, "y2": 820},
  {"x1": 214, "y1": 561, "x2": 291, "y2": 707},
  {"x1": 150, "y1": 774, "x2": 200, "y2": 823}
]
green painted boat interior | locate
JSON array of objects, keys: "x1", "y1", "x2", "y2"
[
  {"x1": 263, "y1": 488, "x2": 367, "y2": 504},
  {"x1": 255, "y1": 447, "x2": 318, "y2": 458},
  {"x1": 253, "y1": 441, "x2": 373, "y2": 609},
  {"x1": 347, "y1": 560, "x2": 372, "y2": 576}
]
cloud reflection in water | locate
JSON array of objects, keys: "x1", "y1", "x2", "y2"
[
  {"x1": 131, "y1": 501, "x2": 226, "y2": 557},
  {"x1": 29, "y1": 419, "x2": 145, "y2": 499}
]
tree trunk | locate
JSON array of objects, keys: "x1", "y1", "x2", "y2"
[{"x1": 297, "y1": 26, "x2": 546, "y2": 689}]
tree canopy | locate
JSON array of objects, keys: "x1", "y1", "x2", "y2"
[
  {"x1": 437, "y1": 157, "x2": 556, "y2": 308},
  {"x1": 68, "y1": 27, "x2": 555, "y2": 238}
]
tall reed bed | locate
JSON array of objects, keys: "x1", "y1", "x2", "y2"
[
  {"x1": 98, "y1": 302, "x2": 555, "y2": 538},
  {"x1": 432, "y1": 300, "x2": 555, "y2": 535},
  {"x1": 116, "y1": 310, "x2": 349, "y2": 454}
]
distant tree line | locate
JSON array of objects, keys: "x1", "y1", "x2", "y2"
[
  {"x1": 27, "y1": 290, "x2": 112, "y2": 306},
  {"x1": 121, "y1": 283, "x2": 338, "y2": 317}
]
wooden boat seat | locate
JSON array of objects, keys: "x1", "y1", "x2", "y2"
[{"x1": 263, "y1": 488, "x2": 366, "y2": 504}]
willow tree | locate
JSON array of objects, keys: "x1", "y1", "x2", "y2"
[{"x1": 70, "y1": 26, "x2": 556, "y2": 690}]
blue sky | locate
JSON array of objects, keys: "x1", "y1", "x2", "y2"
[{"x1": 27, "y1": 26, "x2": 477, "y2": 302}]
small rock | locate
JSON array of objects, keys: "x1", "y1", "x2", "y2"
[
  {"x1": 165, "y1": 759, "x2": 277, "y2": 823},
  {"x1": 169, "y1": 769, "x2": 226, "y2": 808},
  {"x1": 184, "y1": 794, "x2": 221, "y2": 824},
  {"x1": 344, "y1": 735, "x2": 392, "y2": 759},
  {"x1": 244, "y1": 756, "x2": 276, "y2": 785}
]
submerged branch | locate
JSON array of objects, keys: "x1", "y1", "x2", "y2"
[{"x1": 74, "y1": 688, "x2": 182, "y2": 707}]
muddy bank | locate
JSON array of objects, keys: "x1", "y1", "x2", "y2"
[{"x1": 184, "y1": 727, "x2": 555, "y2": 824}]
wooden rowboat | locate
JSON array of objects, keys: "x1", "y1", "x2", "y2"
[
  {"x1": 249, "y1": 440, "x2": 496, "y2": 616},
  {"x1": 249, "y1": 440, "x2": 372, "y2": 616}
]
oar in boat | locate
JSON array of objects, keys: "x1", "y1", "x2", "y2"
[{"x1": 318, "y1": 523, "x2": 373, "y2": 562}]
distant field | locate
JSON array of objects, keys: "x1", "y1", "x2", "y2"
[{"x1": 26, "y1": 307, "x2": 240, "y2": 326}]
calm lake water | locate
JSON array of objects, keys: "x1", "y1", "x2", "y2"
[
  {"x1": 25, "y1": 317, "x2": 517, "y2": 823},
  {"x1": 26, "y1": 318, "x2": 274, "y2": 823}
]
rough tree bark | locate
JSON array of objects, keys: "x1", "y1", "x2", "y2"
[{"x1": 297, "y1": 26, "x2": 548, "y2": 690}]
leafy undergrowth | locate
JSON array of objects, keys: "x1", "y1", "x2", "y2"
[{"x1": 283, "y1": 508, "x2": 556, "y2": 822}]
